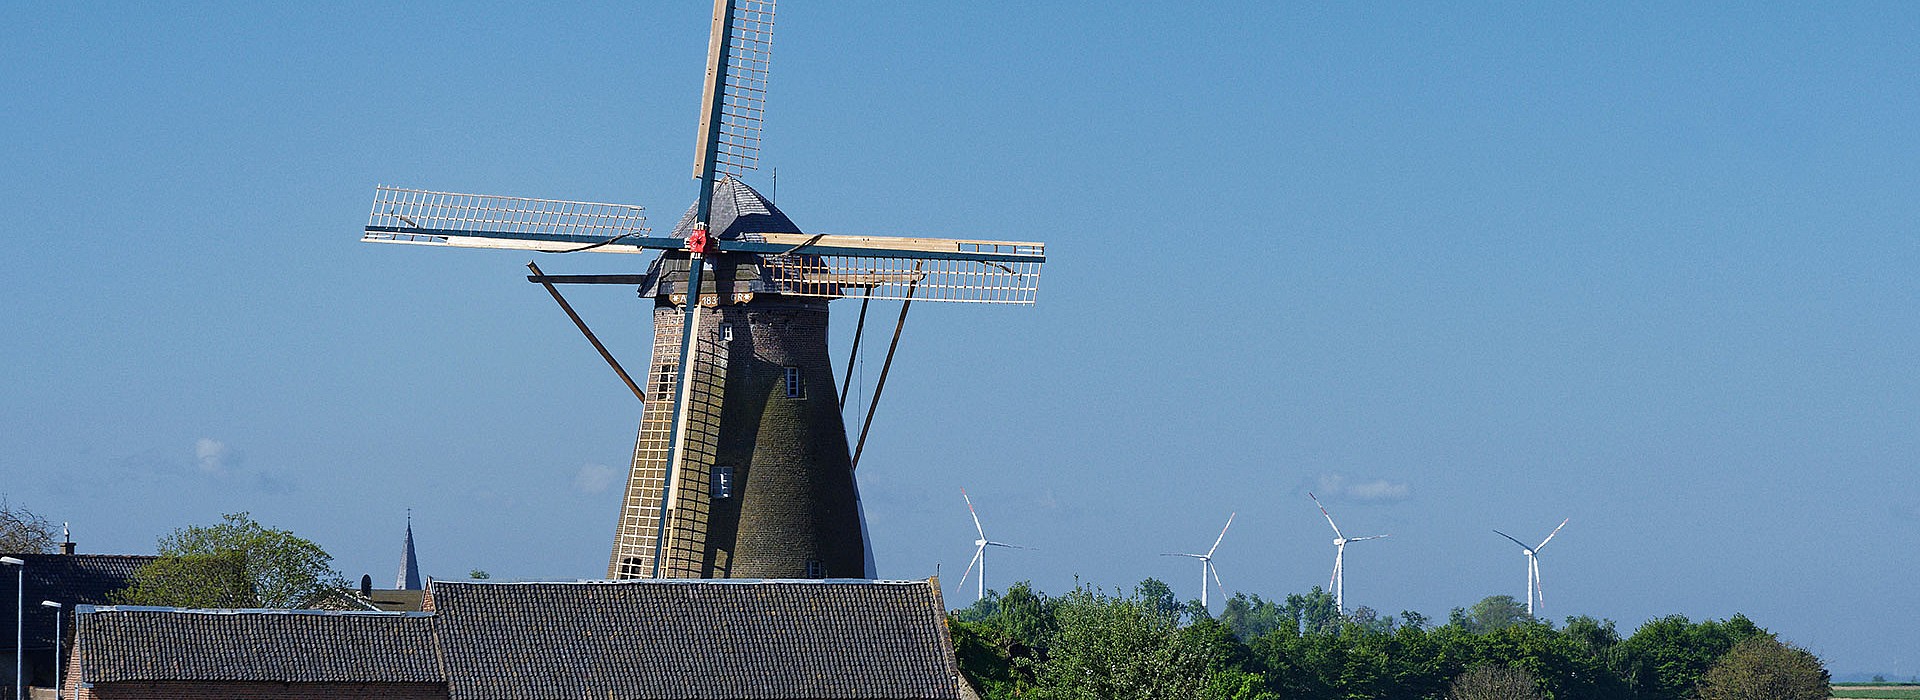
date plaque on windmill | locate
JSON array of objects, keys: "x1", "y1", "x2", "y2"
[{"x1": 361, "y1": 0, "x2": 1045, "y2": 581}]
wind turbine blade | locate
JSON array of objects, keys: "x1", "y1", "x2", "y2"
[
  {"x1": 1206, "y1": 512, "x2": 1236, "y2": 558},
  {"x1": 1535, "y1": 518, "x2": 1570, "y2": 551},
  {"x1": 956, "y1": 546, "x2": 982, "y2": 593},
  {"x1": 985, "y1": 542, "x2": 1032, "y2": 550},
  {"x1": 961, "y1": 488, "x2": 986, "y2": 539},
  {"x1": 1348, "y1": 534, "x2": 1388, "y2": 542},
  {"x1": 1162, "y1": 553, "x2": 1206, "y2": 559},
  {"x1": 952, "y1": 544, "x2": 983, "y2": 590},
  {"x1": 1209, "y1": 561, "x2": 1227, "y2": 603},
  {"x1": 1493, "y1": 529, "x2": 1532, "y2": 551},
  {"x1": 1532, "y1": 555, "x2": 1545, "y2": 604},
  {"x1": 1309, "y1": 493, "x2": 1344, "y2": 539}
]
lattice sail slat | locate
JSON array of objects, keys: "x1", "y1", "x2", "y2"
[
  {"x1": 715, "y1": 0, "x2": 776, "y2": 176},
  {"x1": 761, "y1": 253, "x2": 1044, "y2": 304},
  {"x1": 365, "y1": 186, "x2": 649, "y2": 248}
]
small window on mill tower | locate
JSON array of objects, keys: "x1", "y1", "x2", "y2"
[{"x1": 784, "y1": 366, "x2": 804, "y2": 398}]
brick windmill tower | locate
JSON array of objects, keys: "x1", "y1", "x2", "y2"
[{"x1": 361, "y1": 0, "x2": 1045, "y2": 580}]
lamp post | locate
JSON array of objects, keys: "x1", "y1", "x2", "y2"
[
  {"x1": 0, "y1": 557, "x2": 22, "y2": 700},
  {"x1": 39, "y1": 602, "x2": 60, "y2": 700}
]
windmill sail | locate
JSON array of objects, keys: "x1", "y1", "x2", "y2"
[
  {"x1": 364, "y1": 187, "x2": 659, "y2": 253},
  {"x1": 607, "y1": 310, "x2": 733, "y2": 579},
  {"x1": 694, "y1": 0, "x2": 776, "y2": 180},
  {"x1": 365, "y1": 185, "x2": 1045, "y2": 304}
]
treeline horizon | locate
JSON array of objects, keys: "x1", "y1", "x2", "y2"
[{"x1": 949, "y1": 578, "x2": 1828, "y2": 700}]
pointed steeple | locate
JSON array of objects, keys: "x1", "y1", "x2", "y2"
[{"x1": 397, "y1": 511, "x2": 423, "y2": 590}]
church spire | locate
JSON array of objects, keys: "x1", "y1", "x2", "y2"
[{"x1": 397, "y1": 511, "x2": 422, "y2": 590}]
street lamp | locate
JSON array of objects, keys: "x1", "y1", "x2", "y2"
[
  {"x1": 0, "y1": 557, "x2": 21, "y2": 700},
  {"x1": 38, "y1": 602, "x2": 60, "y2": 700}
]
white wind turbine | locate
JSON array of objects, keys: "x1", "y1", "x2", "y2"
[
  {"x1": 1160, "y1": 512, "x2": 1235, "y2": 611},
  {"x1": 1494, "y1": 518, "x2": 1568, "y2": 617},
  {"x1": 956, "y1": 489, "x2": 1030, "y2": 602},
  {"x1": 1309, "y1": 493, "x2": 1387, "y2": 612}
]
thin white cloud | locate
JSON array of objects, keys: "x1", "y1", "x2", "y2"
[
  {"x1": 194, "y1": 438, "x2": 228, "y2": 473},
  {"x1": 1314, "y1": 473, "x2": 1412, "y2": 502},
  {"x1": 574, "y1": 464, "x2": 620, "y2": 494}
]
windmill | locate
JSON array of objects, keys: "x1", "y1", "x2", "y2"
[
  {"x1": 1309, "y1": 493, "x2": 1386, "y2": 611},
  {"x1": 1160, "y1": 512, "x2": 1233, "y2": 610},
  {"x1": 1494, "y1": 518, "x2": 1568, "y2": 617},
  {"x1": 955, "y1": 489, "x2": 1029, "y2": 602},
  {"x1": 361, "y1": 1, "x2": 1046, "y2": 581}
]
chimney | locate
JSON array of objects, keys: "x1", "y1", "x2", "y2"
[
  {"x1": 360, "y1": 574, "x2": 373, "y2": 598},
  {"x1": 60, "y1": 522, "x2": 75, "y2": 555}
]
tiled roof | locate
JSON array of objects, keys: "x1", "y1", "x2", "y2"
[
  {"x1": 73, "y1": 607, "x2": 441, "y2": 684},
  {"x1": 0, "y1": 553, "x2": 155, "y2": 651},
  {"x1": 430, "y1": 579, "x2": 963, "y2": 700}
]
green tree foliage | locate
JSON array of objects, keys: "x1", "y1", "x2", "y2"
[
  {"x1": 113, "y1": 552, "x2": 253, "y2": 607},
  {"x1": 1617, "y1": 614, "x2": 1767, "y2": 700},
  {"x1": 1694, "y1": 637, "x2": 1830, "y2": 700},
  {"x1": 1031, "y1": 582, "x2": 1243, "y2": 700},
  {"x1": 115, "y1": 512, "x2": 349, "y2": 609},
  {"x1": 0, "y1": 496, "x2": 56, "y2": 554},
  {"x1": 1451, "y1": 595, "x2": 1533, "y2": 633},
  {"x1": 952, "y1": 583, "x2": 1815, "y2": 700}
]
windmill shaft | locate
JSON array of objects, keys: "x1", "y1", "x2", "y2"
[
  {"x1": 849, "y1": 286, "x2": 915, "y2": 471},
  {"x1": 527, "y1": 262, "x2": 646, "y2": 404},
  {"x1": 837, "y1": 291, "x2": 870, "y2": 407}
]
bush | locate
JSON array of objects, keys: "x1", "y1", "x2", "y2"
[
  {"x1": 1448, "y1": 664, "x2": 1544, "y2": 700},
  {"x1": 1695, "y1": 636, "x2": 1830, "y2": 700}
]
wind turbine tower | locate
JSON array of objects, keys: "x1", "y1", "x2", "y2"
[
  {"x1": 1309, "y1": 493, "x2": 1387, "y2": 612},
  {"x1": 1494, "y1": 518, "x2": 1568, "y2": 617},
  {"x1": 1161, "y1": 512, "x2": 1234, "y2": 611},
  {"x1": 956, "y1": 489, "x2": 1029, "y2": 602}
]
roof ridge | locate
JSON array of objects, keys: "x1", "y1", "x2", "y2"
[
  {"x1": 430, "y1": 577, "x2": 931, "y2": 587},
  {"x1": 77, "y1": 605, "x2": 433, "y2": 617}
]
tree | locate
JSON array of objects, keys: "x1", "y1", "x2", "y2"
[
  {"x1": 1618, "y1": 614, "x2": 1768, "y2": 700},
  {"x1": 1448, "y1": 664, "x2": 1544, "y2": 700},
  {"x1": 1456, "y1": 595, "x2": 1533, "y2": 633},
  {"x1": 116, "y1": 512, "x2": 349, "y2": 609},
  {"x1": 1032, "y1": 582, "x2": 1236, "y2": 700},
  {"x1": 468, "y1": 569, "x2": 491, "y2": 580},
  {"x1": 1694, "y1": 636, "x2": 1829, "y2": 700},
  {"x1": 0, "y1": 497, "x2": 56, "y2": 553}
]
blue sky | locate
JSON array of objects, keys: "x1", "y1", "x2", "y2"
[{"x1": 3, "y1": 1, "x2": 1916, "y2": 677}]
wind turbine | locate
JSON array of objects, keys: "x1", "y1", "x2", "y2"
[
  {"x1": 956, "y1": 489, "x2": 1029, "y2": 602},
  {"x1": 1494, "y1": 518, "x2": 1568, "y2": 617},
  {"x1": 1161, "y1": 512, "x2": 1234, "y2": 611},
  {"x1": 1309, "y1": 493, "x2": 1387, "y2": 612}
]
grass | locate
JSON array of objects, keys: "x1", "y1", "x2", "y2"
[{"x1": 1831, "y1": 688, "x2": 1920, "y2": 700}]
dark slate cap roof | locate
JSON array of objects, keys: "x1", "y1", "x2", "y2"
[
  {"x1": 668, "y1": 175, "x2": 803, "y2": 240},
  {"x1": 72, "y1": 607, "x2": 441, "y2": 684},
  {"x1": 641, "y1": 176, "x2": 811, "y2": 299},
  {"x1": 430, "y1": 578, "x2": 963, "y2": 700},
  {"x1": 0, "y1": 554, "x2": 155, "y2": 651}
]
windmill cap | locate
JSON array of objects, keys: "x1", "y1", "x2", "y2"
[{"x1": 669, "y1": 176, "x2": 803, "y2": 241}]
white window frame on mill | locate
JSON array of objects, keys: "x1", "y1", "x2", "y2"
[
  {"x1": 712, "y1": 466, "x2": 734, "y2": 500},
  {"x1": 784, "y1": 366, "x2": 804, "y2": 399}
]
